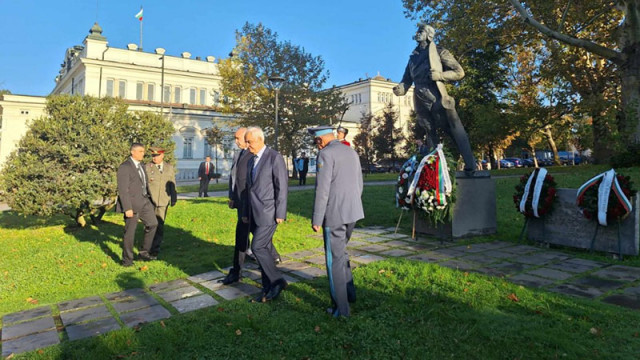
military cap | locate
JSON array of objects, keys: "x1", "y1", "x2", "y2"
[
  {"x1": 307, "y1": 125, "x2": 335, "y2": 137},
  {"x1": 336, "y1": 126, "x2": 349, "y2": 135},
  {"x1": 149, "y1": 146, "x2": 165, "y2": 156}
]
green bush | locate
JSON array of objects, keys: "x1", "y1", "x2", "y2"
[
  {"x1": 610, "y1": 143, "x2": 640, "y2": 168},
  {"x1": 0, "y1": 95, "x2": 175, "y2": 226}
]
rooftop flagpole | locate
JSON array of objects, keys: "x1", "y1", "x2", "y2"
[{"x1": 135, "y1": 7, "x2": 143, "y2": 50}]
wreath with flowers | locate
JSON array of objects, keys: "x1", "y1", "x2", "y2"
[
  {"x1": 577, "y1": 169, "x2": 636, "y2": 226},
  {"x1": 395, "y1": 145, "x2": 456, "y2": 226},
  {"x1": 396, "y1": 156, "x2": 420, "y2": 210},
  {"x1": 513, "y1": 168, "x2": 557, "y2": 218}
]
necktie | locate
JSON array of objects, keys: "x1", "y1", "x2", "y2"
[
  {"x1": 137, "y1": 164, "x2": 148, "y2": 196},
  {"x1": 251, "y1": 155, "x2": 258, "y2": 182},
  {"x1": 247, "y1": 155, "x2": 256, "y2": 186},
  {"x1": 205, "y1": 162, "x2": 209, "y2": 175}
]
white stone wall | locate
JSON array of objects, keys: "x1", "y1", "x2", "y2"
[{"x1": 0, "y1": 95, "x2": 47, "y2": 168}]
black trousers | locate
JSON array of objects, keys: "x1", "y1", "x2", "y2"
[
  {"x1": 122, "y1": 200, "x2": 158, "y2": 265},
  {"x1": 299, "y1": 171, "x2": 308, "y2": 185},
  {"x1": 199, "y1": 177, "x2": 211, "y2": 197},
  {"x1": 324, "y1": 222, "x2": 356, "y2": 317},
  {"x1": 250, "y1": 218, "x2": 283, "y2": 292},
  {"x1": 231, "y1": 208, "x2": 251, "y2": 274}
]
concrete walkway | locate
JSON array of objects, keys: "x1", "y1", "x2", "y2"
[{"x1": 2, "y1": 225, "x2": 640, "y2": 357}]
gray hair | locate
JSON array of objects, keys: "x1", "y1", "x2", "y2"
[{"x1": 246, "y1": 126, "x2": 265, "y2": 141}]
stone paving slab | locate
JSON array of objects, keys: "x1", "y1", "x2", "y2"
[
  {"x1": 241, "y1": 269, "x2": 262, "y2": 281},
  {"x1": 380, "y1": 249, "x2": 414, "y2": 257},
  {"x1": 243, "y1": 262, "x2": 260, "y2": 270},
  {"x1": 149, "y1": 279, "x2": 190, "y2": 293},
  {"x1": 111, "y1": 295, "x2": 159, "y2": 314},
  {"x1": 187, "y1": 270, "x2": 225, "y2": 283},
  {"x1": 509, "y1": 274, "x2": 556, "y2": 288},
  {"x1": 171, "y1": 294, "x2": 219, "y2": 314},
  {"x1": 461, "y1": 254, "x2": 500, "y2": 265},
  {"x1": 534, "y1": 252, "x2": 571, "y2": 262},
  {"x1": 2, "y1": 316, "x2": 56, "y2": 341},
  {"x1": 282, "y1": 273, "x2": 300, "y2": 284},
  {"x1": 104, "y1": 288, "x2": 147, "y2": 302},
  {"x1": 292, "y1": 266, "x2": 327, "y2": 280},
  {"x1": 214, "y1": 283, "x2": 261, "y2": 300},
  {"x1": 58, "y1": 296, "x2": 103, "y2": 312},
  {"x1": 383, "y1": 227, "x2": 400, "y2": 232},
  {"x1": 1, "y1": 329, "x2": 60, "y2": 357},
  {"x1": 383, "y1": 240, "x2": 413, "y2": 247},
  {"x1": 471, "y1": 267, "x2": 508, "y2": 277},
  {"x1": 59, "y1": 305, "x2": 112, "y2": 326},
  {"x1": 354, "y1": 228, "x2": 389, "y2": 235},
  {"x1": 2, "y1": 306, "x2": 52, "y2": 325},
  {"x1": 499, "y1": 245, "x2": 541, "y2": 255},
  {"x1": 287, "y1": 250, "x2": 316, "y2": 259},
  {"x1": 591, "y1": 265, "x2": 640, "y2": 282},
  {"x1": 359, "y1": 244, "x2": 390, "y2": 253},
  {"x1": 349, "y1": 232, "x2": 367, "y2": 238},
  {"x1": 474, "y1": 241, "x2": 513, "y2": 250},
  {"x1": 483, "y1": 250, "x2": 517, "y2": 259},
  {"x1": 547, "y1": 261, "x2": 602, "y2": 274},
  {"x1": 351, "y1": 254, "x2": 386, "y2": 264},
  {"x1": 401, "y1": 242, "x2": 438, "y2": 252},
  {"x1": 276, "y1": 261, "x2": 310, "y2": 272},
  {"x1": 526, "y1": 268, "x2": 574, "y2": 281},
  {"x1": 548, "y1": 284, "x2": 604, "y2": 299},
  {"x1": 431, "y1": 248, "x2": 465, "y2": 258},
  {"x1": 490, "y1": 262, "x2": 534, "y2": 275},
  {"x1": 510, "y1": 254, "x2": 556, "y2": 266},
  {"x1": 601, "y1": 294, "x2": 640, "y2": 310},
  {"x1": 361, "y1": 236, "x2": 392, "y2": 243},
  {"x1": 120, "y1": 305, "x2": 171, "y2": 328},
  {"x1": 438, "y1": 259, "x2": 479, "y2": 271},
  {"x1": 448, "y1": 244, "x2": 491, "y2": 254},
  {"x1": 569, "y1": 276, "x2": 625, "y2": 292},
  {"x1": 200, "y1": 279, "x2": 225, "y2": 292},
  {"x1": 381, "y1": 233, "x2": 410, "y2": 240},
  {"x1": 155, "y1": 285, "x2": 203, "y2": 303},
  {"x1": 406, "y1": 251, "x2": 450, "y2": 263},
  {"x1": 304, "y1": 255, "x2": 326, "y2": 265},
  {"x1": 65, "y1": 317, "x2": 121, "y2": 341},
  {"x1": 346, "y1": 240, "x2": 368, "y2": 248}
]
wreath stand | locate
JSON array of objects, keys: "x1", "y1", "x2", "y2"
[
  {"x1": 589, "y1": 220, "x2": 624, "y2": 260},
  {"x1": 518, "y1": 217, "x2": 546, "y2": 243}
]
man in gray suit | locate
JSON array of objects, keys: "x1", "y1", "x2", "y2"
[
  {"x1": 310, "y1": 126, "x2": 364, "y2": 317},
  {"x1": 116, "y1": 143, "x2": 158, "y2": 267},
  {"x1": 243, "y1": 127, "x2": 289, "y2": 302}
]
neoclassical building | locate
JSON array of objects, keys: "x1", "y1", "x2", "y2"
[{"x1": 0, "y1": 23, "x2": 237, "y2": 180}]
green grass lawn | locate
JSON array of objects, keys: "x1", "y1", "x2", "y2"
[{"x1": 1, "y1": 164, "x2": 639, "y2": 358}]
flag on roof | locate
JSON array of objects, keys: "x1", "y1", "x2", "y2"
[{"x1": 135, "y1": 8, "x2": 143, "y2": 21}]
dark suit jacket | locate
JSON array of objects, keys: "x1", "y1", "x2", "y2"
[
  {"x1": 244, "y1": 146, "x2": 288, "y2": 226},
  {"x1": 198, "y1": 161, "x2": 215, "y2": 179},
  {"x1": 116, "y1": 158, "x2": 150, "y2": 213},
  {"x1": 228, "y1": 149, "x2": 251, "y2": 208}
]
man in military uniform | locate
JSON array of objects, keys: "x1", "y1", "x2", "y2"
[
  {"x1": 145, "y1": 147, "x2": 177, "y2": 257},
  {"x1": 393, "y1": 23, "x2": 476, "y2": 172},
  {"x1": 309, "y1": 126, "x2": 364, "y2": 317}
]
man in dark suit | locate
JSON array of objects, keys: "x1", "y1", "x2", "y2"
[
  {"x1": 309, "y1": 126, "x2": 364, "y2": 317},
  {"x1": 116, "y1": 143, "x2": 158, "y2": 267},
  {"x1": 243, "y1": 127, "x2": 288, "y2": 302},
  {"x1": 296, "y1": 152, "x2": 310, "y2": 186},
  {"x1": 198, "y1": 156, "x2": 214, "y2": 197}
]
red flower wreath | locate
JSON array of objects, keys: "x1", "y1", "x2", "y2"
[
  {"x1": 577, "y1": 173, "x2": 636, "y2": 223},
  {"x1": 513, "y1": 171, "x2": 557, "y2": 218}
]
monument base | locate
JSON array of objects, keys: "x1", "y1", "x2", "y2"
[
  {"x1": 415, "y1": 170, "x2": 497, "y2": 239},
  {"x1": 527, "y1": 189, "x2": 639, "y2": 256}
]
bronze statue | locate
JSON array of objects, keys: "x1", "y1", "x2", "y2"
[{"x1": 393, "y1": 23, "x2": 476, "y2": 173}]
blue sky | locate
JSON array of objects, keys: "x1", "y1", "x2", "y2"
[{"x1": 0, "y1": 0, "x2": 418, "y2": 96}]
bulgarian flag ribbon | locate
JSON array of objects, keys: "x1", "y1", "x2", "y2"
[
  {"x1": 135, "y1": 8, "x2": 143, "y2": 21},
  {"x1": 576, "y1": 169, "x2": 633, "y2": 226},
  {"x1": 519, "y1": 167, "x2": 548, "y2": 218}
]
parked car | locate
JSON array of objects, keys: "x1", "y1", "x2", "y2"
[
  {"x1": 504, "y1": 157, "x2": 523, "y2": 167},
  {"x1": 558, "y1": 151, "x2": 582, "y2": 165},
  {"x1": 362, "y1": 163, "x2": 386, "y2": 173},
  {"x1": 522, "y1": 158, "x2": 535, "y2": 167},
  {"x1": 378, "y1": 159, "x2": 404, "y2": 173},
  {"x1": 499, "y1": 159, "x2": 515, "y2": 168}
]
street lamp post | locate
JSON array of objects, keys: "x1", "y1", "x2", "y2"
[{"x1": 268, "y1": 76, "x2": 285, "y2": 151}]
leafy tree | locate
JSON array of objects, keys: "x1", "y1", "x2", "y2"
[
  {"x1": 0, "y1": 95, "x2": 175, "y2": 227},
  {"x1": 372, "y1": 103, "x2": 403, "y2": 167},
  {"x1": 0, "y1": 89, "x2": 11, "y2": 95},
  {"x1": 218, "y1": 22, "x2": 349, "y2": 164},
  {"x1": 353, "y1": 112, "x2": 375, "y2": 173},
  {"x1": 204, "y1": 124, "x2": 230, "y2": 182}
]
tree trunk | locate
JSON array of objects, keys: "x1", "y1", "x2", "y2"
[
  {"x1": 90, "y1": 206, "x2": 107, "y2": 225},
  {"x1": 621, "y1": 41, "x2": 640, "y2": 144},
  {"x1": 543, "y1": 126, "x2": 561, "y2": 165}
]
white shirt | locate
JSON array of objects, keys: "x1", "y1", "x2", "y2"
[{"x1": 253, "y1": 145, "x2": 267, "y2": 168}]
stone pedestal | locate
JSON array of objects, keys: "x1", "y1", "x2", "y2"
[
  {"x1": 527, "y1": 189, "x2": 639, "y2": 256},
  {"x1": 415, "y1": 170, "x2": 497, "y2": 239}
]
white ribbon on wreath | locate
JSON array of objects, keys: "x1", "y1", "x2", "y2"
[{"x1": 519, "y1": 167, "x2": 547, "y2": 218}]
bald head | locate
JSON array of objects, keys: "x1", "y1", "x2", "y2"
[{"x1": 234, "y1": 127, "x2": 248, "y2": 149}]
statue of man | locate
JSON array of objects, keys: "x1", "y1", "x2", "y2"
[{"x1": 393, "y1": 23, "x2": 476, "y2": 173}]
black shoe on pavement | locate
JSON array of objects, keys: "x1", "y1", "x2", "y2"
[
  {"x1": 265, "y1": 279, "x2": 287, "y2": 301},
  {"x1": 219, "y1": 272, "x2": 240, "y2": 285}
]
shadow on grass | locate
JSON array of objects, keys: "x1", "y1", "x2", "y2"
[
  {"x1": 47, "y1": 258, "x2": 640, "y2": 359},
  {"x1": 0, "y1": 210, "x2": 70, "y2": 229}
]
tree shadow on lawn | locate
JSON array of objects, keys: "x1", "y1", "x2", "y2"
[
  {"x1": 48, "y1": 258, "x2": 639, "y2": 360},
  {"x1": 0, "y1": 210, "x2": 70, "y2": 229}
]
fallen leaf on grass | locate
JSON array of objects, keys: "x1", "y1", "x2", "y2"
[
  {"x1": 26, "y1": 297, "x2": 38, "y2": 304},
  {"x1": 235, "y1": 329, "x2": 242, "y2": 336},
  {"x1": 378, "y1": 269, "x2": 386, "y2": 274},
  {"x1": 507, "y1": 293, "x2": 519, "y2": 302},
  {"x1": 217, "y1": 307, "x2": 225, "y2": 312},
  {"x1": 139, "y1": 265, "x2": 149, "y2": 272},
  {"x1": 160, "y1": 321, "x2": 166, "y2": 328},
  {"x1": 589, "y1": 327, "x2": 600, "y2": 335},
  {"x1": 101, "y1": 263, "x2": 107, "y2": 269},
  {"x1": 314, "y1": 326, "x2": 320, "y2": 333},
  {"x1": 226, "y1": 322, "x2": 232, "y2": 326},
  {"x1": 463, "y1": 288, "x2": 469, "y2": 292}
]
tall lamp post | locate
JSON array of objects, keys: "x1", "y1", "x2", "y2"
[{"x1": 268, "y1": 76, "x2": 285, "y2": 151}]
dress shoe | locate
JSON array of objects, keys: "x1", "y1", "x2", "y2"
[
  {"x1": 218, "y1": 272, "x2": 240, "y2": 285},
  {"x1": 138, "y1": 253, "x2": 157, "y2": 261},
  {"x1": 347, "y1": 280, "x2": 356, "y2": 303},
  {"x1": 265, "y1": 279, "x2": 287, "y2": 301},
  {"x1": 249, "y1": 292, "x2": 267, "y2": 303}
]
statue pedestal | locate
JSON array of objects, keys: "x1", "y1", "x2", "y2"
[
  {"x1": 415, "y1": 171, "x2": 497, "y2": 239},
  {"x1": 527, "y1": 189, "x2": 639, "y2": 255}
]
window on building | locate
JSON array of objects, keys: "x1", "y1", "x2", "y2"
[
  {"x1": 199, "y1": 89, "x2": 206, "y2": 105},
  {"x1": 118, "y1": 80, "x2": 126, "y2": 98},
  {"x1": 183, "y1": 137, "x2": 193, "y2": 159},
  {"x1": 358, "y1": 93, "x2": 362, "y2": 103},
  {"x1": 136, "y1": 82, "x2": 144, "y2": 100},
  {"x1": 174, "y1": 87, "x2": 181, "y2": 103},
  {"x1": 106, "y1": 79, "x2": 114, "y2": 97},
  {"x1": 190, "y1": 88, "x2": 196, "y2": 105},
  {"x1": 147, "y1": 84, "x2": 155, "y2": 101},
  {"x1": 163, "y1": 85, "x2": 171, "y2": 103},
  {"x1": 204, "y1": 139, "x2": 212, "y2": 157},
  {"x1": 213, "y1": 91, "x2": 220, "y2": 106}
]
